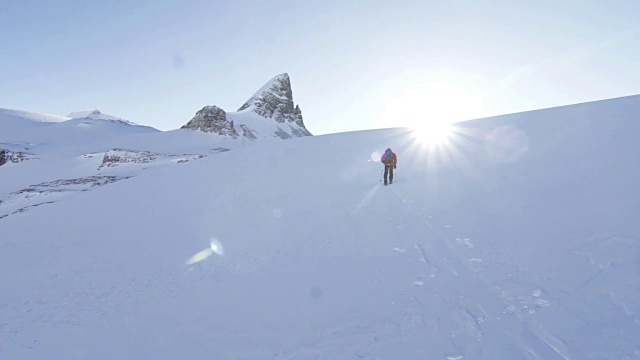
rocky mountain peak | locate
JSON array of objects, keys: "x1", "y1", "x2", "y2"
[
  {"x1": 237, "y1": 73, "x2": 305, "y2": 126},
  {"x1": 181, "y1": 73, "x2": 311, "y2": 139}
]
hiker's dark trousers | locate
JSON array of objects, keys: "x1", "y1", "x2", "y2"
[{"x1": 384, "y1": 165, "x2": 394, "y2": 184}]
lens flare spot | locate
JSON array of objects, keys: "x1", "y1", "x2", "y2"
[
  {"x1": 186, "y1": 239, "x2": 224, "y2": 265},
  {"x1": 210, "y1": 238, "x2": 224, "y2": 255},
  {"x1": 186, "y1": 248, "x2": 214, "y2": 265}
]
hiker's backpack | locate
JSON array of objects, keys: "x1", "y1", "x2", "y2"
[{"x1": 383, "y1": 152, "x2": 394, "y2": 165}]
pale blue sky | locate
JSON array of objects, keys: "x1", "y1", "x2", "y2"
[{"x1": 2, "y1": 0, "x2": 639, "y2": 134}]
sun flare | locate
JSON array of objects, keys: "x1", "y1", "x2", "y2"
[
  {"x1": 411, "y1": 122, "x2": 454, "y2": 145},
  {"x1": 378, "y1": 81, "x2": 486, "y2": 145}
]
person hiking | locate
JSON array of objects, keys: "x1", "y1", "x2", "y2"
[{"x1": 380, "y1": 148, "x2": 397, "y2": 185}]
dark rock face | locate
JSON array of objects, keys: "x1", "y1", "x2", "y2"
[
  {"x1": 292, "y1": 105, "x2": 306, "y2": 130},
  {"x1": 238, "y1": 74, "x2": 293, "y2": 122},
  {"x1": 181, "y1": 106, "x2": 239, "y2": 137},
  {"x1": 0, "y1": 149, "x2": 31, "y2": 166}
]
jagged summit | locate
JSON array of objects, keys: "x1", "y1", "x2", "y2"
[
  {"x1": 181, "y1": 73, "x2": 312, "y2": 139},
  {"x1": 238, "y1": 73, "x2": 291, "y2": 112},
  {"x1": 237, "y1": 73, "x2": 306, "y2": 128},
  {"x1": 68, "y1": 109, "x2": 137, "y2": 125}
]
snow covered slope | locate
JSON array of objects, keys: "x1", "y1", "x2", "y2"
[
  {"x1": 0, "y1": 109, "x2": 240, "y2": 220},
  {"x1": 0, "y1": 108, "x2": 67, "y2": 144},
  {"x1": 1, "y1": 95, "x2": 639, "y2": 359}
]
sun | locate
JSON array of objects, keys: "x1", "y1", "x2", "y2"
[
  {"x1": 411, "y1": 121, "x2": 454, "y2": 145},
  {"x1": 378, "y1": 81, "x2": 486, "y2": 144}
]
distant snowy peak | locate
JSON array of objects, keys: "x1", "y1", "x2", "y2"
[
  {"x1": 181, "y1": 106, "x2": 239, "y2": 137},
  {"x1": 68, "y1": 109, "x2": 138, "y2": 126},
  {"x1": 0, "y1": 108, "x2": 68, "y2": 124},
  {"x1": 0, "y1": 108, "x2": 69, "y2": 143},
  {"x1": 182, "y1": 73, "x2": 312, "y2": 139}
]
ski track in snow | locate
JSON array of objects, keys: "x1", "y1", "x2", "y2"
[
  {"x1": 375, "y1": 184, "x2": 574, "y2": 359},
  {"x1": 276, "y1": 183, "x2": 479, "y2": 359}
]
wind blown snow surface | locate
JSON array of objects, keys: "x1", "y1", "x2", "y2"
[{"x1": 1, "y1": 96, "x2": 640, "y2": 359}]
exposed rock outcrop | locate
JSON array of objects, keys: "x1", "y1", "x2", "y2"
[
  {"x1": 181, "y1": 106, "x2": 239, "y2": 137},
  {"x1": 98, "y1": 149, "x2": 204, "y2": 170},
  {"x1": 0, "y1": 149, "x2": 33, "y2": 166}
]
